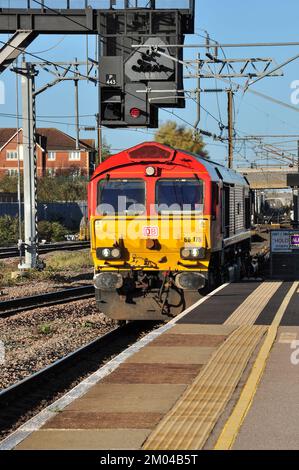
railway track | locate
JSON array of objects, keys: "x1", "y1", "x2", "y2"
[
  {"x1": 0, "y1": 321, "x2": 159, "y2": 440},
  {"x1": 0, "y1": 241, "x2": 90, "y2": 260},
  {"x1": 0, "y1": 285, "x2": 94, "y2": 318}
]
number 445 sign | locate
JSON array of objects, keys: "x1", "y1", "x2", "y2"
[{"x1": 106, "y1": 74, "x2": 117, "y2": 86}]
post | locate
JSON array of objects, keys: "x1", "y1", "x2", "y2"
[
  {"x1": 193, "y1": 53, "x2": 201, "y2": 129},
  {"x1": 19, "y1": 61, "x2": 39, "y2": 269},
  {"x1": 96, "y1": 113, "x2": 102, "y2": 164},
  {"x1": 294, "y1": 140, "x2": 299, "y2": 227},
  {"x1": 74, "y1": 66, "x2": 80, "y2": 150},
  {"x1": 227, "y1": 89, "x2": 234, "y2": 169},
  {"x1": 98, "y1": 34, "x2": 102, "y2": 164}
]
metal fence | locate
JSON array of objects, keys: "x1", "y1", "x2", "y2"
[{"x1": 0, "y1": 202, "x2": 87, "y2": 229}]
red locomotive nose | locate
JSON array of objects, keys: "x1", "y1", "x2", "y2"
[{"x1": 130, "y1": 107, "x2": 141, "y2": 119}]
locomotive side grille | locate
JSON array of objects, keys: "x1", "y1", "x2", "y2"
[
  {"x1": 228, "y1": 185, "x2": 245, "y2": 236},
  {"x1": 229, "y1": 187, "x2": 235, "y2": 237},
  {"x1": 235, "y1": 185, "x2": 245, "y2": 234}
]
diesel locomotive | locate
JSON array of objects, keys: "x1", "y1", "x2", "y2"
[{"x1": 88, "y1": 142, "x2": 251, "y2": 321}]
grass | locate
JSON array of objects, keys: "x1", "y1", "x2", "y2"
[
  {"x1": 46, "y1": 250, "x2": 93, "y2": 271},
  {"x1": 0, "y1": 250, "x2": 93, "y2": 288},
  {"x1": 37, "y1": 323, "x2": 52, "y2": 335}
]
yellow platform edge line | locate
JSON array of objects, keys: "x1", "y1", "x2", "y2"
[{"x1": 214, "y1": 281, "x2": 298, "y2": 450}]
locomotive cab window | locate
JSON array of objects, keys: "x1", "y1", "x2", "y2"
[
  {"x1": 97, "y1": 179, "x2": 145, "y2": 215},
  {"x1": 156, "y1": 179, "x2": 204, "y2": 213}
]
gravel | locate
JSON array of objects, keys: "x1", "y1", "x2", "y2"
[
  {"x1": 0, "y1": 270, "x2": 94, "y2": 301},
  {"x1": 0, "y1": 298, "x2": 116, "y2": 390}
]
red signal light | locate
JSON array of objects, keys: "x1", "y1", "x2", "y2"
[{"x1": 130, "y1": 107, "x2": 141, "y2": 119}]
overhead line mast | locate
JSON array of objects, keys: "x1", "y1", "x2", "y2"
[{"x1": 0, "y1": 1, "x2": 195, "y2": 269}]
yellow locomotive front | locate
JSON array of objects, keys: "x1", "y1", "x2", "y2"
[{"x1": 88, "y1": 143, "x2": 214, "y2": 321}]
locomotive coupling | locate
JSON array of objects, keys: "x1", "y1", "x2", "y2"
[
  {"x1": 94, "y1": 272, "x2": 123, "y2": 291},
  {"x1": 175, "y1": 272, "x2": 206, "y2": 291}
]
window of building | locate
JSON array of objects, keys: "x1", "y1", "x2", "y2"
[
  {"x1": 6, "y1": 150, "x2": 18, "y2": 160},
  {"x1": 48, "y1": 151, "x2": 56, "y2": 161},
  {"x1": 69, "y1": 151, "x2": 81, "y2": 161},
  {"x1": 6, "y1": 168, "x2": 18, "y2": 176}
]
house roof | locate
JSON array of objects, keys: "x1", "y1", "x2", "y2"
[
  {"x1": 0, "y1": 128, "x2": 18, "y2": 149},
  {"x1": 0, "y1": 128, "x2": 95, "y2": 151}
]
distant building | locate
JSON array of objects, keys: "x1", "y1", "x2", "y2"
[{"x1": 0, "y1": 128, "x2": 96, "y2": 177}]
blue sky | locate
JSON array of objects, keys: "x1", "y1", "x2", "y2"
[{"x1": 2, "y1": 0, "x2": 299, "y2": 167}]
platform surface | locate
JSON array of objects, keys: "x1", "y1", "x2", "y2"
[{"x1": 2, "y1": 280, "x2": 299, "y2": 451}]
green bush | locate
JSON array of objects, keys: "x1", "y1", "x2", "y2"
[
  {"x1": 0, "y1": 217, "x2": 68, "y2": 245},
  {"x1": 51, "y1": 221, "x2": 68, "y2": 242},
  {"x1": 38, "y1": 220, "x2": 68, "y2": 242},
  {"x1": 38, "y1": 220, "x2": 53, "y2": 241},
  {"x1": 0, "y1": 215, "x2": 22, "y2": 246}
]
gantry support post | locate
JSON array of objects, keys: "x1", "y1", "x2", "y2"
[
  {"x1": 19, "y1": 60, "x2": 39, "y2": 270},
  {"x1": 227, "y1": 89, "x2": 234, "y2": 169}
]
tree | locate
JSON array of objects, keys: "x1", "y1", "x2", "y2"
[
  {"x1": 37, "y1": 176, "x2": 87, "y2": 203},
  {"x1": 97, "y1": 138, "x2": 111, "y2": 164},
  {"x1": 155, "y1": 121, "x2": 208, "y2": 158},
  {"x1": 0, "y1": 175, "x2": 19, "y2": 193}
]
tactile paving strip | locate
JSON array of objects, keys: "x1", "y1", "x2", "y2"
[
  {"x1": 142, "y1": 325, "x2": 267, "y2": 450},
  {"x1": 224, "y1": 282, "x2": 281, "y2": 326}
]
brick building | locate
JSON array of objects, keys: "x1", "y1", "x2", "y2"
[{"x1": 0, "y1": 128, "x2": 96, "y2": 177}]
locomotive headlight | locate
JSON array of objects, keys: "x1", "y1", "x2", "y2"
[
  {"x1": 180, "y1": 247, "x2": 206, "y2": 260},
  {"x1": 181, "y1": 248, "x2": 191, "y2": 259},
  {"x1": 191, "y1": 248, "x2": 200, "y2": 258},
  {"x1": 102, "y1": 248, "x2": 111, "y2": 258},
  {"x1": 97, "y1": 247, "x2": 122, "y2": 260},
  {"x1": 111, "y1": 248, "x2": 121, "y2": 259},
  {"x1": 145, "y1": 166, "x2": 156, "y2": 177}
]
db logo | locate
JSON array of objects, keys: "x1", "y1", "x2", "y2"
[{"x1": 143, "y1": 226, "x2": 159, "y2": 238}]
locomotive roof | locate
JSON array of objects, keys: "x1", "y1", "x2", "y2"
[
  {"x1": 92, "y1": 142, "x2": 249, "y2": 187},
  {"x1": 176, "y1": 149, "x2": 249, "y2": 187}
]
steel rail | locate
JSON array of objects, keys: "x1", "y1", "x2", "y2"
[
  {"x1": 0, "y1": 326, "x2": 120, "y2": 403},
  {"x1": 0, "y1": 321, "x2": 158, "y2": 440},
  {"x1": 0, "y1": 241, "x2": 90, "y2": 259},
  {"x1": 0, "y1": 285, "x2": 94, "y2": 318}
]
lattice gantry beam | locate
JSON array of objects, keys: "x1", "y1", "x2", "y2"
[{"x1": 185, "y1": 57, "x2": 284, "y2": 79}]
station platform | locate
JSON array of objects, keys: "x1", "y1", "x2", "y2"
[{"x1": 1, "y1": 280, "x2": 299, "y2": 450}]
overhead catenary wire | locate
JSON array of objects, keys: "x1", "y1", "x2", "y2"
[
  {"x1": 194, "y1": 30, "x2": 299, "y2": 145},
  {"x1": 0, "y1": 36, "x2": 205, "y2": 137},
  {"x1": 0, "y1": 4, "x2": 242, "y2": 147},
  {"x1": 28, "y1": 0, "x2": 214, "y2": 133},
  {"x1": 2, "y1": 5, "x2": 295, "y2": 165}
]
